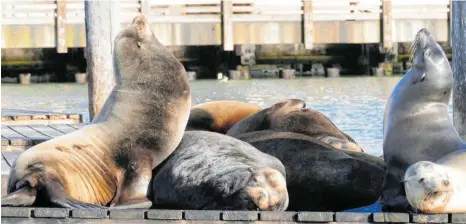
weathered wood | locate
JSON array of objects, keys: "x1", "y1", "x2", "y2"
[
  {"x1": 221, "y1": 0, "x2": 233, "y2": 51},
  {"x1": 56, "y1": 0, "x2": 67, "y2": 53},
  {"x1": 140, "y1": 0, "x2": 150, "y2": 15},
  {"x1": 85, "y1": 0, "x2": 120, "y2": 121},
  {"x1": 1, "y1": 137, "x2": 10, "y2": 146},
  {"x1": 68, "y1": 123, "x2": 87, "y2": 130},
  {"x1": 302, "y1": 0, "x2": 313, "y2": 49},
  {"x1": 1, "y1": 126, "x2": 31, "y2": 146},
  {"x1": 28, "y1": 125, "x2": 66, "y2": 138},
  {"x1": 8, "y1": 126, "x2": 50, "y2": 145},
  {"x1": 451, "y1": 1, "x2": 466, "y2": 140},
  {"x1": 49, "y1": 124, "x2": 78, "y2": 134},
  {"x1": 382, "y1": 0, "x2": 393, "y2": 50}
]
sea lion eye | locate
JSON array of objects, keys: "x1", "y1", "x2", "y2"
[
  {"x1": 419, "y1": 178, "x2": 425, "y2": 183},
  {"x1": 420, "y1": 74, "x2": 426, "y2": 82}
]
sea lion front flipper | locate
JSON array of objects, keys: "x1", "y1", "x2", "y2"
[
  {"x1": 1, "y1": 186, "x2": 36, "y2": 207},
  {"x1": 109, "y1": 198, "x2": 152, "y2": 210},
  {"x1": 318, "y1": 136, "x2": 363, "y2": 152},
  {"x1": 50, "y1": 197, "x2": 107, "y2": 209}
]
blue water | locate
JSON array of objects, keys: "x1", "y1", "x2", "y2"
[{"x1": 1, "y1": 76, "x2": 454, "y2": 156}]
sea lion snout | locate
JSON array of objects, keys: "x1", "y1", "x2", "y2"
[{"x1": 246, "y1": 168, "x2": 289, "y2": 211}]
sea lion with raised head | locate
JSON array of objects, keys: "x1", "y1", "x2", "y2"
[
  {"x1": 150, "y1": 131, "x2": 289, "y2": 211},
  {"x1": 404, "y1": 149, "x2": 466, "y2": 213},
  {"x1": 227, "y1": 99, "x2": 363, "y2": 152},
  {"x1": 380, "y1": 28, "x2": 466, "y2": 212},
  {"x1": 186, "y1": 100, "x2": 262, "y2": 134},
  {"x1": 234, "y1": 130, "x2": 384, "y2": 211},
  {"x1": 1, "y1": 15, "x2": 191, "y2": 209}
]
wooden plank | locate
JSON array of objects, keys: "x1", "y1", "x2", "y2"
[
  {"x1": 1, "y1": 126, "x2": 30, "y2": 146},
  {"x1": 49, "y1": 124, "x2": 78, "y2": 134},
  {"x1": 1, "y1": 137, "x2": 9, "y2": 146},
  {"x1": 56, "y1": 0, "x2": 68, "y2": 53},
  {"x1": 8, "y1": 126, "x2": 50, "y2": 145},
  {"x1": 28, "y1": 125, "x2": 66, "y2": 138},
  {"x1": 303, "y1": 0, "x2": 313, "y2": 49},
  {"x1": 382, "y1": 0, "x2": 393, "y2": 49},
  {"x1": 221, "y1": 0, "x2": 233, "y2": 51},
  {"x1": 68, "y1": 123, "x2": 87, "y2": 130},
  {"x1": 140, "y1": 0, "x2": 151, "y2": 15}
]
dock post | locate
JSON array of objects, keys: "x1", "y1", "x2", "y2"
[
  {"x1": 85, "y1": 0, "x2": 121, "y2": 121},
  {"x1": 56, "y1": 0, "x2": 68, "y2": 54},
  {"x1": 382, "y1": 0, "x2": 393, "y2": 50},
  {"x1": 451, "y1": 0, "x2": 466, "y2": 139},
  {"x1": 221, "y1": 0, "x2": 233, "y2": 51},
  {"x1": 302, "y1": 0, "x2": 313, "y2": 50}
]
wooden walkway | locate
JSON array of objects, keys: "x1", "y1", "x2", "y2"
[
  {"x1": 1, "y1": 108, "x2": 83, "y2": 125},
  {"x1": 1, "y1": 123, "x2": 87, "y2": 152}
]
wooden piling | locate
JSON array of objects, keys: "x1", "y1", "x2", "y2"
[
  {"x1": 221, "y1": 0, "x2": 233, "y2": 51},
  {"x1": 302, "y1": 0, "x2": 313, "y2": 50},
  {"x1": 56, "y1": 0, "x2": 68, "y2": 53},
  {"x1": 451, "y1": 1, "x2": 466, "y2": 139},
  {"x1": 84, "y1": 0, "x2": 121, "y2": 121},
  {"x1": 382, "y1": 0, "x2": 393, "y2": 50}
]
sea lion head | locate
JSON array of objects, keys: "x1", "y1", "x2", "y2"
[
  {"x1": 244, "y1": 168, "x2": 289, "y2": 211},
  {"x1": 113, "y1": 14, "x2": 185, "y2": 87},
  {"x1": 404, "y1": 161, "x2": 453, "y2": 213},
  {"x1": 400, "y1": 28, "x2": 452, "y2": 105}
]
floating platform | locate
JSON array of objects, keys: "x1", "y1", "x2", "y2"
[
  {"x1": 1, "y1": 207, "x2": 465, "y2": 223},
  {"x1": 1, "y1": 123, "x2": 86, "y2": 152},
  {"x1": 1, "y1": 108, "x2": 83, "y2": 125}
]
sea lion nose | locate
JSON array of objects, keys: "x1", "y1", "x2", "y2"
[{"x1": 443, "y1": 179, "x2": 450, "y2": 186}]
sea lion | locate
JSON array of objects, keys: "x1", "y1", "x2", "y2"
[
  {"x1": 380, "y1": 28, "x2": 466, "y2": 212},
  {"x1": 227, "y1": 99, "x2": 363, "y2": 152},
  {"x1": 1, "y1": 15, "x2": 191, "y2": 209},
  {"x1": 404, "y1": 149, "x2": 466, "y2": 213},
  {"x1": 150, "y1": 131, "x2": 289, "y2": 211},
  {"x1": 235, "y1": 130, "x2": 385, "y2": 211},
  {"x1": 186, "y1": 100, "x2": 262, "y2": 134}
]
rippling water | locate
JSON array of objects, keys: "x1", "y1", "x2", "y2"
[{"x1": 1, "y1": 76, "x2": 454, "y2": 156}]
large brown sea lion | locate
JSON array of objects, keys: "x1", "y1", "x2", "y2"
[
  {"x1": 380, "y1": 28, "x2": 466, "y2": 212},
  {"x1": 234, "y1": 130, "x2": 384, "y2": 211},
  {"x1": 227, "y1": 99, "x2": 363, "y2": 152},
  {"x1": 150, "y1": 131, "x2": 289, "y2": 211},
  {"x1": 186, "y1": 100, "x2": 262, "y2": 134},
  {"x1": 1, "y1": 15, "x2": 191, "y2": 209}
]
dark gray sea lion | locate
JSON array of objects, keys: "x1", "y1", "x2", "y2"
[
  {"x1": 1, "y1": 15, "x2": 191, "y2": 209},
  {"x1": 186, "y1": 100, "x2": 262, "y2": 134},
  {"x1": 235, "y1": 130, "x2": 385, "y2": 211},
  {"x1": 227, "y1": 99, "x2": 363, "y2": 152},
  {"x1": 404, "y1": 149, "x2": 466, "y2": 213},
  {"x1": 381, "y1": 28, "x2": 466, "y2": 212},
  {"x1": 150, "y1": 131, "x2": 289, "y2": 211}
]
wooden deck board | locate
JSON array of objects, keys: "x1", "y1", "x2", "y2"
[
  {"x1": 48, "y1": 124, "x2": 78, "y2": 134},
  {"x1": 1, "y1": 126, "x2": 31, "y2": 146},
  {"x1": 8, "y1": 125, "x2": 50, "y2": 145},
  {"x1": 1, "y1": 124, "x2": 88, "y2": 152},
  {"x1": 28, "y1": 124, "x2": 66, "y2": 138},
  {"x1": 1, "y1": 108, "x2": 83, "y2": 125}
]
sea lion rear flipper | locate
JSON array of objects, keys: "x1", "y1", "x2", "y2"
[
  {"x1": 1, "y1": 186, "x2": 36, "y2": 207},
  {"x1": 50, "y1": 197, "x2": 107, "y2": 209}
]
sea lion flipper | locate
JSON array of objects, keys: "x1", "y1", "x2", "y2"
[
  {"x1": 109, "y1": 198, "x2": 152, "y2": 210},
  {"x1": 50, "y1": 197, "x2": 107, "y2": 209},
  {"x1": 319, "y1": 136, "x2": 363, "y2": 152},
  {"x1": 1, "y1": 186, "x2": 36, "y2": 207}
]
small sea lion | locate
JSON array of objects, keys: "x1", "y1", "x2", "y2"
[
  {"x1": 1, "y1": 15, "x2": 191, "y2": 209},
  {"x1": 380, "y1": 28, "x2": 466, "y2": 212},
  {"x1": 235, "y1": 130, "x2": 385, "y2": 211},
  {"x1": 404, "y1": 149, "x2": 466, "y2": 213},
  {"x1": 227, "y1": 99, "x2": 363, "y2": 152},
  {"x1": 150, "y1": 131, "x2": 289, "y2": 211},
  {"x1": 186, "y1": 100, "x2": 262, "y2": 134}
]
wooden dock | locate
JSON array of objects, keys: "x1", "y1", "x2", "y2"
[
  {"x1": 1, "y1": 108, "x2": 83, "y2": 125},
  {"x1": 1, "y1": 123, "x2": 86, "y2": 152},
  {"x1": 1, "y1": 0, "x2": 451, "y2": 52}
]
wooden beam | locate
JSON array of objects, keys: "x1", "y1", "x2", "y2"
[
  {"x1": 140, "y1": 0, "x2": 151, "y2": 16},
  {"x1": 382, "y1": 0, "x2": 393, "y2": 50},
  {"x1": 221, "y1": 0, "x2": 233, "y2": 51},
  {"x1": 451, "y1": 0, "x2": 466, "y2": 139},
  {"x1": 85, "y1": 1, "x2": 121, "y2": 121},
  {"x1": 55, "y1": 0, "x2": 67, "y2": 53},
  {"x1": 303, "y1": 0, "x2": 313, "y2": 49}
]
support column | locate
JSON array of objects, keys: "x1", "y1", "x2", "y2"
[
  {"x1": 221, "y1": 0, "x2": 233, "y2": 51},
  {"x1": 382, "y1": 0, "x2": 393, "y2": 50},
  {"x1": 85, "y1": 0, "x2": 121, "y2": 121},
  {"x1": 451, "y1": 1, "x2": 466, "y2": 139},
  {"x1": 303, "y1": 0, "x2": 313, "y2": 49},
  {"x1": 56, "y1": 0, "x2": 67, "y2": 53}
]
